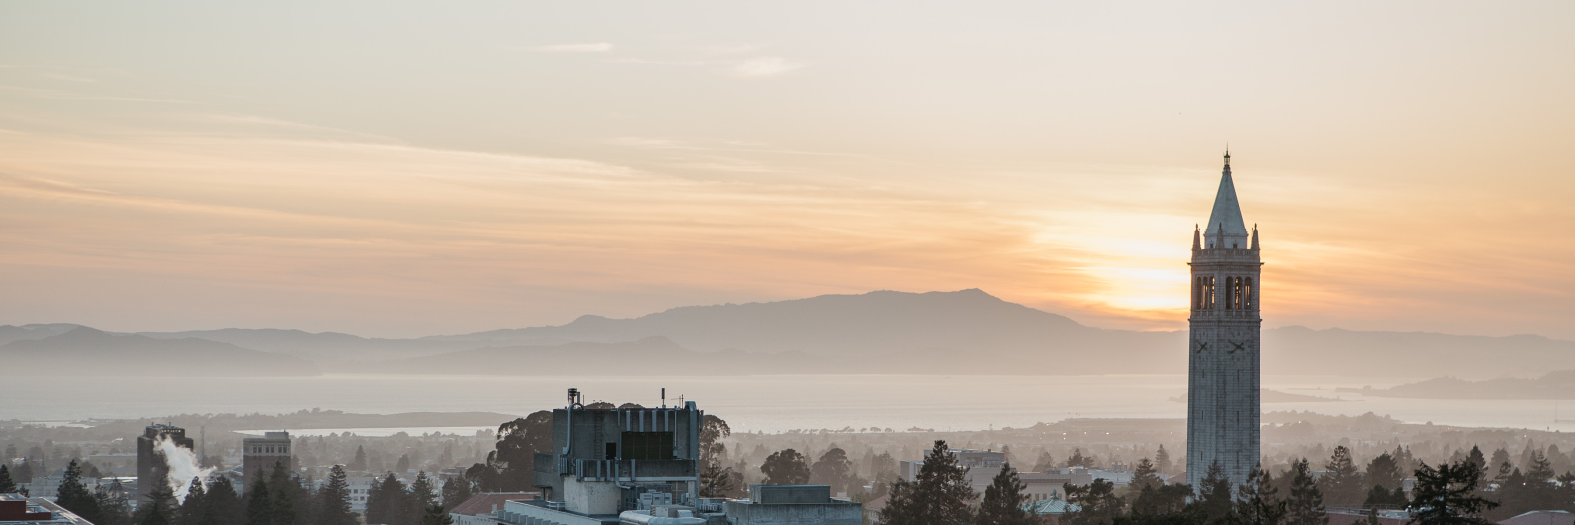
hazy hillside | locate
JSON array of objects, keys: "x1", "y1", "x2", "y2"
[
  {"x1": 0, "y1": 327, "x2": 320, "y2": 377},
  {"x1": 0, "y1": 323, "x2": 83, "y2": 345},
  {"x1": 137, "y1": 327, "x2": 479, "y2": 362},
  {"x1": 11, "y1": 290, "x2": 1573, "y2": 378},
  {"x1": 371, "y1": 336, "x2": 816, "y2": 375},
  {"x1": 1260, "y1": 326, "x2": 1575, "y2": 378},
  {"x1": 1337, "y1": 370, "x2": 1575, "y2": 399},
  {"x1": 421, "y1": 289, "x2": 1183, "y2": 373}
]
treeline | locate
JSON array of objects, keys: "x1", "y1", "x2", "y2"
[
  {"x1": 30, "y1": 460, "x2": 469, "y2": 525},
  {"x1": 877, "y1": 440, "x2": 1573, "y2": 525}
]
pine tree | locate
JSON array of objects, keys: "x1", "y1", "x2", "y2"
[
  {"x1": 205, "y1": 477, "x2": 244, "y2": 525},
  {"x1": 440, "y1": 476, "x2": 472, "y2": 512},
  {"x1": 1197, "y1": 462, "x2": 1235, "y2": 525},
  {"x1": 177, "y1": 478, "x2": 208, "y2": 525},
  {"x1": 1366, "y1": 453, "x2": 1404, "y2": 499},
  {"x1": 419, "y1": 503, "x2": 452, "y2": 525},
  {"x1": 365, "y1": 473, "x2": 410, "y2": 525},
  {"x1": 141, "y1": 480, "x2": 179, "y2": 525},
  {"x1": 1410, "y1": 458, "x2": 1498, "y2": 525},
  {"x1": 1237, "y1": 464, "x2": 1286, "y2": 525},
  {"x1": 272, "y1": 486, "x2": 296, "y2": 525},
  {"x1": 878, "y1": 440, "x2": 975, "y2": 525},
  {"x1": 974, "y1": 463, "x2": 1038, "y2": 525},
  {"x1": 1321, "y1": 446, "x2": 1364, "y2": 507},
  {"x1": 1131, "y1": 458, "x2": 1162, "y2": 492},
  {"x1": 318, "y1": 465, "x2": 358, "y2": 525},
  {"x1": 1285, "y1": 458, "x2": 1327, "y2": 525},
  {"x1": 410, "y1": 472, "x2": 438, "y2": 510},
  {"x1": 1031, "y1": 452, "x2": 1055, "y2": 473},
  {"x1": 94, "y1": 479, "x2": 134, "y2": 525},
  {"x1": 0, "y1": 464, "x2": 17, "y2": 493},
  {"x1": 395, "y1": 455, "x2": 411, "y2": 474},
  {"x1": 349, "y1": 447, "x2": 368, "y2": 473},
  {"x1": 1466, "y1": 446, "x2": 1486, "y2": 474},
  {"x1": 1155, "y1": 445, "x2": 1172, "y2": 474},
  {"x1": 1064, "y1": 479, "x2": 1121, "y2": 525},
  {"x1": 245, "y1": 471, "x2": 272, "y2": 525},
  {"x1": 57, "y1": 460, "x2": 102, "y2": 523}
]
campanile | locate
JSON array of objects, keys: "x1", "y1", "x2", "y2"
[{"x1": 1185, "y1": 150, "x2": 1261, "y2": 489}]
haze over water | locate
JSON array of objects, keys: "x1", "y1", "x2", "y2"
[{"x1": 4, "y1": 374, "x2": 1566, "y2": 433}]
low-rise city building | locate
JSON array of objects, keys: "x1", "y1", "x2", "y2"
[{"x1": 0, "y1": 494, "x2": 93, "y2": 525}]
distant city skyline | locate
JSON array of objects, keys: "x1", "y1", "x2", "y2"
[{"x1": 1, "y1": 1, "x2": 1570, "y2": 339}]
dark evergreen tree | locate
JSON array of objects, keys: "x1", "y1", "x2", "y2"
[
  {"x1": 1065, "y1": 449, "x2": 1094, "y2": 469},
  {"x1": 1131, "y1": 458, "x2": 1162, "y2": 492},
  {"x1": 244, "y1": 472, "x2": 272, "y2": 525},
  {"x1": 319, "y1": 465, "x2": 358, "y2": 525},
  {"x1": 141, "y1": 480, "x2": 179, "y2": 525},
  {"x1": 878, "y1": 440, "x2": 975, "y2": 525},
  {"x1": 94, "y1": 479, "x2": 135, "y2": 525},
  {"x1": 974, "y1": 463, "x2": 1038, "y2": 525},
  {"x1": 177, "y1": 478, "x2": 208, "y2": 525},
  {"x1": 1064, "y1": 479, "x2": 1121, "y2": 525},
  {"x1": 1130, "y1": 482, "x2": 1192, "y2": 518},
  {"x1": 57, "y1": 460, "x2": 102, "y2": 523},
  {"x1": 419, "y1": 503, "x2": 452, "y2": 525},
  {"x1": 1285, "y1": 458, "x2": 1327, "y2": 525},
  {"x1": 440, "y1": 476, "x2": 473, "y2": 512},
  {"x1": 272, "y1": 486, "x2": 296, "y2": 525},
  {"x1": 349, "y1": 447, "x2": 368, "y2": 473},
  {"x1": 1237, "y1": 464, "x2": 1286, "y2": 525},
  {"x1": 0, "y1": 464, "x2": 17, "y2": 493},
  {"x1": 1031, "y1": 452, "x2": 1056, "y2": 473},
  {"x1": 1155, "y1": 445, "x2": 1172, "y2": 475},
  {"x1": 1361, "y1": 484, "x2": 1407, "y2": 508},
  {"x1": 204, "y1": 477, "x2": 244, "y2": 525},
  {"x1": 1365, "y1": 453, "x2": 1403, "y2": 496},
  {"x1": 395, "y1": 455, "x2": 412, "y2": 474},
  {"x1": 1410, "y1": 459, "x2": 1498, "y2": 525},
  {"x1": 1196, "y1": 462, "x2": 1235, "y2": 525},
  {"x1": 1320, "y1": 446, "x2": 1363, "y2": 507},
  {"x1": 412, "y1": 469, "x2": 437, "y2": 507},
  {"x1": 366, "y1": 473, "x2": 413, "y2": 525},
  {"x1": 1465, "y1": 447, "x2": 1486, "y2": 475},
  {"x1": 760, "y1": 449, "x2": 811, "y2": 485}
]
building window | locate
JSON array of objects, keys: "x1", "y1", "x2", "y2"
[{"x1": 621, "y1": 432, "x2": 675, "y2": 461}]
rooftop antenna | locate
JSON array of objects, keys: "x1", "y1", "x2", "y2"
[{"x1": 662, "y1": 388, "x2": 666, "y2": 409}]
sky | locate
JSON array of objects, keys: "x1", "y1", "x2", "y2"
[{"x1": 1, "y1": 1, "x2": 1571, "y2": 339}]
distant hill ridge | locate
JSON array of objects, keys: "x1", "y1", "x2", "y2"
[
  {"x1": 0, "y1": 326, "x2": 319, "y2": 377},
  {"x1": 5, "y1": 289, "x2": 1573, "y2": 378}
]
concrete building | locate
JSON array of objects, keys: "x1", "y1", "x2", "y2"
[
  {"x1": 242, "y1": 432, "x2": 294, "y2": 484},
  {"x1": 345, "y1": 476, "x2": 377, "y2": 512},
  {"x1": 719, "y1": 485, "x2": 861, "y2": 525},
  {"x1": 505, "y1": 388, "x2": 703, "y2": 524},
  {"x1": 0, "y1": 494, "x2": 94, "y2": 525},
  {"x1": 1185, "y1": 150, "x2": 1262, "y2": 489},
  {"x1": 137, "y1": 424, "x2": 195, "y2": 505}
]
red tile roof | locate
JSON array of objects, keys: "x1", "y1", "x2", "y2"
[{"x1": 449, "y1": 492, "x2": 539, "y2": 516}]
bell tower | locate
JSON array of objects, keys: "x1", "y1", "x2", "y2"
[{"x1": 1185, "y1": 150, "x2": 1261, "y2": 489}]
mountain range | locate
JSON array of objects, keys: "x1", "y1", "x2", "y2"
[
  {"x1": 5, "y1": 289, "x2": 1573, "y2": 379},
  {"x1": 0, "y1": 326, "x2": 318, "y2": 376}
]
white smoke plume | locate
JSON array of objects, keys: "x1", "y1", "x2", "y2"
[{"x1": 156, "y1": 436, "x2": 215, "y2": 502}]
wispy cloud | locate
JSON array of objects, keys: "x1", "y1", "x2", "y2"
[
  {"x1": 525, "y1": 43, "x2": 613, "y2": 53},
  {"x1": 728, "y1": 57, "x2": 811, "y2": 78}
]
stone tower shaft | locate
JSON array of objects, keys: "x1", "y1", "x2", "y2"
[{"x1": 1185, "y1": 152, "x2": 1262, "y2": 490}]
